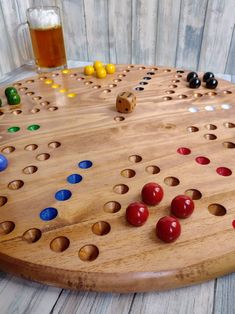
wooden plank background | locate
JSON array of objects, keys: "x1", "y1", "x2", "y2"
[{"x1": 0, "y1": 0, "x2": 235, "y2": 76}]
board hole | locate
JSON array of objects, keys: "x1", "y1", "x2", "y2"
[
  {"x1": 0, "y1": 111, "x2": 4, "y2": 116},
  {"x1": 26, "y1": 79, "x2": 34, "y2": 83},
  {"x1": 109, "y1": 84, "x2": 117, "y2": 88},
  {"x1": 223, "y1": 90, "x2": 232, "y2": 94},
  {"x1": 32, "y1": 96, "x2": 42, "y2": 101},
  {"x1": 193, "y1": 93, "x2": 202, "y2": 98},
  {"x1": 216, "y1": 167, "x2": 232, "y2": 176},
  {"x1": 36, "y1": 153, "x2": 50, "y2": 161},
  {"x1": 78, "y1": 160, "x2": 93, "y2": 169},
  {"x1": 92, "y1": 85, "x2": 101, "y2": 89},
  {"x1": 50, "y1": 236, "x2": 70, "y2": 252},
  {"x1": 22, "y1": 228, "x2": 41, "y2": 243},
  {"x1": 185, "y1": 189, "x2": 202, "y2": 200},
  {"x1": 76, "y1": 77, "x2": 85, "y2": 81},
  {"x1": 172, "y1": 79, "x2": 180, "y2": 83},
  {"x1": 177, "y1": 147, "x2": 191, "y2": 155},
  {"x1": 84, "y1": 81, "x2": 93, "y2": 85},
  {"x1": 103, "y1": 201, "x2": 121, "y2": 213},
  {"x1": 165, "y1": 90, "x2": 175, "y2": 94},
  {"x1": 223, "y1": 142, "x2": 235, "y2": 149},
  {"x1": 67, "y1": 174, "x2": 82, "y2": 184},
  {"x1": 164, "y1": 69, "x2": 171, "y2": 72},
  {"x1": 27, "y1": 124, "x2": 40, "y2": 131},
  {"x1": 195, "y1": 156, "x2": 210, "y2": 165},
  {"x1": 205, "y1": 124, "x2": 217, "y2": 130},
  {"x1": 204, "y1": 134, "x2": 217, "y2": 140},
  {"x1": 114, "y1": 116, "x2": 125, "y2": 122},
  {"x1": 8, "y1": 180, "x2": 24, "y2": 190},
  {"x1": 12, "y1": 109, "x2": 22, "y2": 115},
  {"x1": 40, "y1": 101, "x2": 50, "y2": 106},
  {"x1": 30, "y1": 108, "x2": 40, "y2": 113},
  {"x1": 163, "y1": 96, "x2": 172, "y2": 101},
  {"x1": 92, "y1": 221, "x2": 111, "y2": 236},
  {"x1": 0, "y1": 196, "x2": 7, "y2": 207},
  {"x1": 223, "y1": 122, "x2": 235, "y2": 128},
  {"x1": 40, "y1": 207, "x2": 58, "y2": 221},
  {"x1": 164, "y1": 177, "x2": 180, "y2": 186},
  {"x1": 135, "y1": 87, "x2": 144, "y2": 91},
  {"x1": 55, "y1": 189, "x2": 72, "y2": 201},
  {"x1": 128, "y1": 155, "x2": 142, "y2": 163},
  {"x1": 118, "y1": 74, "x2": 126, "y2": 78},
  {"x1": 175, "y1": 74, "x2": 182, "y2": 78},
  {"x1": 146, "y1": 71, "x2": 155, "y2": 75},
  {"x1": 13, "y1": 82, "x2": 22, "y2": 86},
  {"x1": 121, "y1": 169, "x2": 136, "y2": 178},
  {"x1": 143, "y1": 77, "x2": 151, "y2": 80},
  {"x1": 208, "y1": 204, "x2": 226, "y2": 216},
  {"x1": 176, "y1": 70, "x2": 184, "y2": 73},
  {"x1": 169, "y1": 84, "x2": 177, "y2": 88},
  {"x1": 25, "y1": 92, "x2": 35, "y2": 96},
  {"x1": 25, "y1": 144, "x2": 38, "y2": 151},
  {"x1": 1, "y1": 146, "x2": 15, "y2": 154},
  {"x1": 23, "y1": 165, "x2": 38, "y2": 174},
  {"x1": 113, "y1": 79, "x2": 122, "y2": 83},
  {"x1": 123, "y1": 69, "x2": 130, "y2": 73},
  {"x1": 8, "y1": 126, "x2": 20, "y2": 133},
  {"x1": 187, "y1": 126, "x2": 199, "y2": 132},
  {"x1": 48, "y1": 141, "x2": 61, "y2": 149},
  {"x1": 79, "y1": 244, "x2": 99, "y2": 262},
  {"x1": 103, "y1": 89, "x2": 111, "y2": 93},
  {"x1": 48, "y1": 106, "x2": 58, "y2": 111},
  {"x1": 113, "y1": 184, "x2": 129, "y2": 194},
  {"x1": 145, "y1": 165, "x2": 160, "y2": 174},
  {"x1": 138, "y1": 67, "x2": 146, "y2": 70},
  {"x1": 178, "y1": 94, "x2": 187, "y2": 99},
  {"x1": 189, "y1": 107, "x2": 199, "y2": 113},
  {"x1": 0, "y1": 221, "x2": 15, "y2": 235},
  {"x1": 139, "y1": 81, "x2": 148, "y2": 85}
]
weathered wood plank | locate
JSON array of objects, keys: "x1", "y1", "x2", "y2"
[
  {"x1": 52, "y1": 290, "x2": 134, "y2": 314},
  {"x1": 225, "y1": 25, "x2": 235, "y2": 75},
  {"x1": 132, "y1": 0, "x2": 158, "y2": 65},
  {"x1": 199, "y1": 0, "x2": 235, "y2": 73},
  {"x1": 130, "y1": 281, "x2": 215, "y2": 314},
  {"x1": 213, "y1": 274, "x2": 235, "y2": 314},
  {"x1": 155, "y1": 0, "x2": 181, "y2": 67},
  {"x1": 0, "y1": 273, "x2": 61, "y2": 314},
  {"x1": 108, "y1": 0, "x2": 132, "y2": 64},
  {"x1": 176, "y1": 0, "x2": 208, "y2": 71},
  {"x1": 83, "y1": 0, "x2": 109, "y2": 62}
]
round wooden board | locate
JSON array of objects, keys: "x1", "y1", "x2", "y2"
[{"x1": 0, "y1": 65, "x2": 235, "y2": 292}]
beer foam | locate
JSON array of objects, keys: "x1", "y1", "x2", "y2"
[{"x1": 29, "y1": 8, "x2": 60, "y2": 29}]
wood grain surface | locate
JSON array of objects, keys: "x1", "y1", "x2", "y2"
[{"x1": 0, "y1": 64, "x2": 234, "y2": 293}]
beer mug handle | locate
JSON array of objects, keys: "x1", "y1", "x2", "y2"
[{"x1": 16, "y1": 22, "x2": 31, "y2": 63}]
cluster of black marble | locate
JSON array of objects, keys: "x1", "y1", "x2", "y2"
[{"x1": 187, "y1": 71, "x2": 218, "y2": 89}]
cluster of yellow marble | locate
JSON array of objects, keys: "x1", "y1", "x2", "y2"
[
  {"x1": 44, "y1": 76, "x2": 76, "y2": 98},
  {"x1": 84, "y1": 61, "x2": 116, "y2": 79}
]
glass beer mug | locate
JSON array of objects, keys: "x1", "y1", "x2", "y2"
[{"x1": 17, "y1": 6, "x2": 67, "y2": 72}]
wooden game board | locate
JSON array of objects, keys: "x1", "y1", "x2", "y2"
[{"x1": 0, "y1": 65, "x2": 234, "y2": 292}]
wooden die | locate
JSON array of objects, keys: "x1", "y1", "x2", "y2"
[{"x1": 116, "y1": 91, "x2": 136, "y2": 113}]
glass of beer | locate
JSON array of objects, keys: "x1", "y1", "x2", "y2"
[{"x1": 17, "y1": 6, "x2": 67, "y2": 72}]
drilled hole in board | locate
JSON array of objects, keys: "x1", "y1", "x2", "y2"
[
  {"x1": 223, "y1": 90, "x2": 232, "y2": 94},
  {"x1": 79, "y1": 244, "x2": 99, "y2": 262},
  {"x1": 163, "y1": 96, "x2": 172, "y2": 101},
  {"x1": 51, "y1": 73, "x2": 59, "y2": 77},
  {"x1": 40, "y1": 101, "x2": 50, "y2": 106},
  {"x1": 23, "y1": 165, "x2": 38, "y2": 174},
  {"x1": 113, "y1": 79, "x2": 122, "y2": 83},
  {"x1": 164, "y1": 177, "x2": 180, "y2": 186},
  {"x1": 118, "y1": 74, "x2": 126, "y2": 78},
  {"x1": 205, "y1": 124, "x2": 217, "y2": 130},
  {"x1": 114, "y1": 116, "x2": 125, "y2": 122},
  {"x1": 204, "y1": 134, "x2": 217, "y2": 140},
  {"x1": 205, "y1": 92, "x2": 217, "y2": 96},
  {"x1": 0, "y1": 221, "x2": 15, "y2": 235},
  {"x1": 187, "y1": 126, "x2": 199, "y2": 132},
  {"x1": 84, "y1": 81, "x2": 93, "y2": 85},
  {"x1": 135, "y1": 87, "x2": 144, "y2": 91},
  {"x1": 185, "y1": 189, "x2": 202, "y2": 200},
  {"x1": 13, "y1": 82, "x2": 22, "y2": 87},
  {"x1": 121, "y1": 169, "x2": 136, "y2": 178},
  {"x1": 165, "y1": 90, "x2": 175, "y2": 94},
  {"x1": 178, "y1": 94, "x2": 187, "y2": 99},
  {"x1": 8, "y1": 180, "x2": 24, "y2": 190},
  {"x1": 176, "y1": 70, "x2": 184, "y2": 73},
  {"x1": 223, "y1": 122, "x2": 235, "y2": 128},
  {"x1": 175, "y1": 74, "x2": 182, "y2": 78},
  {"x1": 92, "y1": 221, "x2": 111, "y2": 236},
  {"x1": 25, "y1": 144, "x2": 38, "y2": 151},
  {"x1": 102, "y1": 89, "x2": 111, "y2": 93},
  {"x1": 48, "y1": 106, "x2": 58, "y2": 111},
  {"x1": 145, "y1": 165, "x2": 160, "y2": 174},
  {"x1": 48, "y1": 141, "x2": 61, "y2": 149},
  {"x1": 92, "y1": 85, "x2": 101, "y2": 89},
  {"x1": 0, "y1": 111, "x2": 4, "y2": 116},
  {"x1": 123, "y1": 69, "x2": 130, "y2": 73},
  {"x1": 12, "y1": 109, "x2": 22, "y2": 115},
  {"x1": 0, "y1": 196, "x2": 7, "y2": 207},
  {"x1": 104, "y1": 201, "x2": 121, "y2": 213},
  {"x1": 164, "y1": 69, "x2": 171, "y2": 72},
  {"x1": 146, "y1": 71, "x2": 155, "y2": 75},
  {"x1": 22, "y1": 228, "x2": 41, "y2": 243},
  {"x1": 36, "y1": 153, "x2": 50, "y2": 161},
  {"x1": 143, "y1": 77, "x2": 151, "y2": 80},
  {"x1": 1, "y1": 146, "x2": 15, "y2": 154},
  {"x1": 113, "y1": 184, "x2": 129, "y2": 194},
  {"x1": 109, "y1": 84, "x2": 117, "y2": 88},
  {"x1": 32, "y1": 96, "x2": 42, "y2": 101},
  {"x1": 223, "y1": 142, "x2": 235, "y2": 149},
  {"x1": 30, "y1": 108, "x2": 40, "y2": 114},
  {"x1": 128, "y1": 155, "x2": 142, "y2": 163},
  {"x1": 26, "y1": 92, "x2": 35, "y2": 96},
  {"x1": 169, "y1": 84, "x2": 177, "y2": 88},
  {"x1": 208, "y1": 204, "x2": 226, "y2": 216},
  {"x1": 193, "y1": 93, "x2": 202, "y2": 98},
  {"x1": 50, "y1": 236, "x2": 70, "y2": 252},
  {"x1": 26, "y1": 79, "x2": 34, "y2": 83},
  {"x1": 139, "y1": 81, "x2": 148, "y2": 85},
  {"x1": 76, "y1": 77, "x2": 85, "y2": 81},
  {"x1": 172, "y1": 79, "x2": 180, "y2": 83},
  {"x1": 138, "y1": 67, "x2": 146, "y2": 70}
]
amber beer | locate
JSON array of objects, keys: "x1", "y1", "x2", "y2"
[{"x1": 29, "y1": 25, "x2": 66, "y2": 69}]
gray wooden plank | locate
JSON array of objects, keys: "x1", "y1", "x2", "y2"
[
  {"x1": 0, "y1": 272, "x2": 62, "y2": 314},
  {"x1": 155, "y1": 0, "x2": 181, "y2": 67},
  {"x1": 108, "y1": 0, "x2": 132, "y2": 64},
  {"x1": 226, "y1": 25, "x2": 235, "y2": 75},
  {"x1": 213, "y1": 274, "x2": 235, "y2": 314},
  {"x1": 52, "y1": 290, "x2": 134, "y2": 314},
  {"x1": 231, "y1": 75, "x2": 235, "y2": 83},
  {"x1": 176, "y1": 0, "x2": 208, "y2": 71},
  {"x1": 130, "y1": 281, "x2": 215, "y2": 314},
  {"x1": 199, "y1": 0, "x2": 235, "y2": 73},
  {"x1": 132, "y1": 0, "x2": 158, "y2": 65},
  {"x1": 83, "y1": 0, "x2": 109, "y2": 63},
  {"x1": 62, "y1": 0, "x2": 88, "y2": 62}
]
